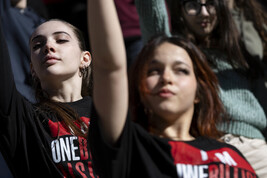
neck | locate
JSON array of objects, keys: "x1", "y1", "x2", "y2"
[
  {"x1": 149, "y1": 113, "x2": 195, "y2": 141},
  {"x1": 41, "y1": 77, "x2": 83, "y2": 103},
  {"x1": 150, "y1": 127, "x2": 195, "y2": 141},
  {"x1": 49, "y1": 90, "x2": 83, "y2": 103}
]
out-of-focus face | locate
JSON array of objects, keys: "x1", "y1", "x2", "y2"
[
  {"x1": 30, "y1": 20, "x2": 84, "y2": 83},
  {"x1": 10, "y1": 0, "x2": 26, "y2": 8},
  {"x1": 143, "y1": 42, "x2": 197, "y2": 122},
  {"x1": 182, "y1": 0, "x2": 218, "y2": 39}
]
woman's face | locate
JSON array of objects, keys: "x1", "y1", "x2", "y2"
[
  {"x1": 30, "y1": 20, "x2": 86, "y2": 83},
  {"x1": 182, "y1": 0, "x2": 218, "y2": 39},
  {"x1": 143, "y1": 42, "x2": 197, "y2": 122}
]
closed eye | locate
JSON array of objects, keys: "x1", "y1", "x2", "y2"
[
  {"x1": 147, "y1": 68, "x2": 162, "y2": 76},
  {"x1": 174, "y1": 68, "x2": 190, "y2": 75},
  {"x1": 56, "y1": 39, "x2": 69, "y2": 43},
  {"x1": 32, "y1": 42, "x2": 44, "y2": 50}
]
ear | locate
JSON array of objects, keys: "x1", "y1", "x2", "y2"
[{"x1": 80, "y1": 51, "x2": 92, "y2": 68}]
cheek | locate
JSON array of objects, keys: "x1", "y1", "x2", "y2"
[
  {"x1": 68, "y1": 50, "x2": 83, "y2": 65},
  {"x1": 176, "y1": 78, "x2": 197, "y2": 97},
  {"x1": 183, "y1": 15, "x2": 195, "y2": 28},
  {"x1": 30, "y1": 53, "x2": 43, "y2": 73},
  {"x1": 30, "y1": 57, "x2": 38, "y2": 68},
  {"x1": 145, "y1": 76, "x2": 159, "y2": 91},
  {"x1": 211, "y1": 16, "x2": 218, "y2": 29},
  {"x1": 31, "y1": 51, "x2": 40, "y2": 63}
]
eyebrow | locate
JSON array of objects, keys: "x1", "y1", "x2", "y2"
[
  {"x1": 31, "y1": 31, "x2": 72, "y2": 42},
  {"x1": 150, "y1": 59, "x2": 191, "y2": 68}
]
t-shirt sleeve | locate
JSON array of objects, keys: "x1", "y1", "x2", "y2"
[
  {"x1": 0, "y1": 19, "x2": 31, "y2": 159},
  {"x1": 0, "y1": 18, "x2": 17, "y2": 116}
]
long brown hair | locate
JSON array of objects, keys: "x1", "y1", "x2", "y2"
[
  {"x1": 235, "y1": 0, "x2": 267, "y2": 61},
  {"x1": 32, "y1": 19, "x2": 93, "y2": 138},
  {"x1": 129, "y1": 35, "x2": 227, "y2": 139},
  {"x1": 169, "y1": 0, "x2": 248, "y2": 70}
]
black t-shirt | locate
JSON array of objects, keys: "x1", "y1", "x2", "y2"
[
  {"x1": 0, "y1": 21, "x2": 97, "y2": 177},
  {"x1": 90, "y1": 109, "x2": 258, "y2": 178},
  {"x1": 0, "y1": 96, "x2": 98, "y2": 178}
]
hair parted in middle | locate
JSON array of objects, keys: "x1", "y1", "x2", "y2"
[{"x1": 31, "y1": 19, "x2": 93, "y2": 138}]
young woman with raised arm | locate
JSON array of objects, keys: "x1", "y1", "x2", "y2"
[{"x1": 87, "y1": 0, "x2": 257, "y2": 177}]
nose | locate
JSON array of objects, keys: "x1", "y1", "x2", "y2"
[
  {"x1": 161, "y1": 69, "x2": 173, "y2": 85},
  {"x1": 200, "y1": 6, "x2": 209, "y2": 16},
  {"x1": 43, "y1": 40, "x2": 56, "y2": 54}
]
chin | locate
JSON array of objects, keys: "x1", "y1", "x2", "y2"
[{"x1": 155, "y1": 106, "x2": 178, "y2": 116}]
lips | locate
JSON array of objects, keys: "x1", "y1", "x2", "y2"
[
  {"x1": 156, "y1": 88, "x2": 174, "y2": 98},
  {"x1": 43, "y1": 55, "x2": 60, "y2": 65},
  {"x1": 199, "y1": 20, "x2": 210, "y2": 27}
]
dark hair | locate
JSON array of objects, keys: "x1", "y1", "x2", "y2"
[
  {"x1": 129, "y1": 35, "x2": 226, "y2": 139},
  {"x1": 32, "y1": 19, "x2": 92, "y2": 138},
  {"x1": 235, "y1": 0, "x2": 267, "y2": 61},
  {"x1": 169, "y1": 0, "x2": 248, "y2": 70}
]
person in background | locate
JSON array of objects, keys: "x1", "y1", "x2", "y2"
[
  {"x1": 0, "y1": 19, "x2": 97, "y2": 177},
  {"x1": 228, "y1": 0, "x2": 267, "y2": 62},
  {"x1": 134, "y1": 0, "x2": 267, "y2": 176},
  {"x1": 114, "y1": 0, "x2": 143, "y2": 69},
  {"x1": 87, "y1": 0, "x2": 257, "y2": 177},
  {"x1": 227, "y1": 0, "x2": 267, "y2": 117}
]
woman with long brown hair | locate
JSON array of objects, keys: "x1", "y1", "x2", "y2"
[
  {"x1": 87, "y1": 0, "x2": 257, "y2": 177},
  {"x1": 135, "y1": 0, "x2": 267, "y2": 176}
]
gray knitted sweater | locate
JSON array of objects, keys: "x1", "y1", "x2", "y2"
[{"x1": 135, "y1": 0, "x2": 267, "y2": 140}]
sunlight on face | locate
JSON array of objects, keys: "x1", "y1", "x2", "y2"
[
  {"x1": 30, "y1": 20, "x2": 83, "y2": 82},
  {"x1": 144, "y1": 42, "x2": 197, "y2": 122}
]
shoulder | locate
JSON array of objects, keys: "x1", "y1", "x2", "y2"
[{"x1": 189, "y1": 137, "x2": 239, "y2": 151}]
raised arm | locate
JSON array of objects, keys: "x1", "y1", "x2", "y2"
[
  {"x1": 135, "y1": 0, "x2": 171, "y2": 42},
  {"x1": 0, "y1": 19, "x2": 17, "y2": 115},
  {"x1": 87, "y1": 0, "x2": 128, "y2": 144}
]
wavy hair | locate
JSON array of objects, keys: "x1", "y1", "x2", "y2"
[{"x1": 129, "y1": 35, "x2": 227, "y2": 139}]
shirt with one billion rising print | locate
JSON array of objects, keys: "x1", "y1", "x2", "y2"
[
  {"x1": 89, "y1": 109, "x2": 258, "y2": 178},
  {"x1": 0, "y1": 22, "x2": 98, "y2": 177}
]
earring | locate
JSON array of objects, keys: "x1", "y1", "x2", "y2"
[{"x1": 79, "y1": 66, "x2": 88, "y2": 79}]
